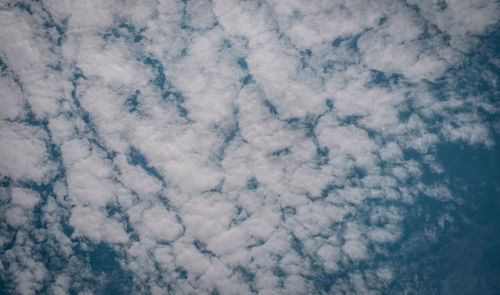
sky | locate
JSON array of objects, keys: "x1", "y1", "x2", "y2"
[{"x1": 0, "y1": 0, "x2": 499, "y2": 294}]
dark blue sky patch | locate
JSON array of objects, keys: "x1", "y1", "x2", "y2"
[
  {"x1": 162, "y1": 91, "x2": 190, "y2": 119},
  {"x1": 397, "y1": 95, "x2": 417, "y2": 123},
  {"x1": 322, "y1": 60, "x2": 336, "y2": 74},
  {"x1": 318, "y1": 183, "x2": 344, "y2": 200},
  {"x1": 325, "y1": 98, "x2": 334, "y2": 109},
  {"x1": 305, "y1": 261, "x2": 347, "y2": 293},
  {"x1": 36, "y1": 239, "x2": 70, "y2": 274},
  {"x1": 194, "y1": 240, "x2": 216, "y2": 257},
  {"x1": 89, "y1": 243, "x2": 121, "y2": 274},
  {"x1": 390, "y1": 139, "x2": 500, "y2": 294},
  {"x1": 43, "y1": 19, "x2": 67, "y2": 46},
  {"x1": 240, "y1": 74, "x2": 253, "y2": 85},
  {"x1": 304, "y1": 113, "x2": 320, "y2": 138},
  {"x1": 299, "y1": 49, "x2": 313, "y2": 69},
  {"x1": 176, "y1": 104, "x2": 189, "y2": 118},
  {"x1": 436, "y1": 141, "x2": 500, "y2": 226},
  {"x1": 437, "y1": 0, "x2": 447, "y2": 10},
  {"x1": 88, "y1": 243, "x2": 133, "y2": 295},
  {"x1": 285, "y1": 117, "x2": 301, "y2": 129},
  {"x1": 144, "y1": 57, "x2": 167, "y2": 90},
  {"x1": 127, "y1": 147, "x2": 165, "y2": 185},
  {"x1": 230, "y1": 206, "x2": 249, "y2": 227},
  {"x1": 71, "y1": 67, "x2": 86, "y2": 82},
  {"x1": 124, "y1": 90, "x2": 140, "y2": 113},
  {"x1": 164, "y1": 90, "x2": 185, "y2": 103},
  {"x1": 246, "y1": 176, "x2": 259, "y2": 190},
  {"x1": 118, "y1": 22, "x2": 136, "y2": 34},
  {"x1": 367, "y1": 69, "x2": 403, "y2": 88},
  {"x1": 223, "y1": 121, "x2": 239, "y2": 145},
  {"x1": 14, "y1": 2, "x2": 33, "y2": 15},
  {"x1": 206, "y1": 179, "x2": 224, "y2": 193},
  {"x1": 138, "y1": 60, "x2": 190, "y2": 120},
  {"x1": 302, "y1": 49, "x2": 312, "y2": 57},
  {"x1": 237, "y1": 57, "x2": 249, "y2": 71},
  {"x1": 176, "y1": 266, "x2": 188, "y2": 279},
  {"x1": 0, "y1": 56, "x2": 8, "y2": 73},
  {"x1": 292, "y1": 9, "x2": 302, "y2": 18},
  {"x1": 445, "y1": 27, "x2": 500, "y2": 100},
  {"x1": 16, "y1": 180, "x2": 53, "y2": 203},
  {"x1": 280, "y1": 205, "x2": 296, "y2": 221},
  {"x1": 0, "y1": 278, "x2": 8, "y2": 295},
  {"x1": 378, "y1": 16, "x2": 388, "y2": 26},
  {"x1": 103, "y1": 21, "x2": 146, "y2": 44},
  {"x1": 291, "y1": 234, "x2": 305, "y2": 258},
  {"x1": 338, "y1": 114, "x2": 363, "y2": 126},
  {"x1": 105, "y1": 203, "x2": 122, "y2": 218},
  {"x1": 221, "y1": 38, "x2": 232, "y2": 49},
  {"x1": 272, "y1": 266, "x2": 287, "y2": 278},
  {"x1": 247, "y1": 238, "x2": 265, "y2": 250},
  {"x1": 332, "y1": 33, "x2": 363, "y2": 53},
  {"x1": 263, "y1": 99, "x2": 278, "y2": 116},
  {"x1": 332, "y1": 36, "x2": 345, "y2": 48},
  {"x1": 233, "y1": 265, "x2": 256, "y2": 283},
  {"x1": 271, "y1": 147, "x2": 290, "y2": 157},
  {"x1": 216, "y1": 114, "x2": 241, "y2": 160},
  {"x1": 315, "y1": 146, "x2": 329, "y2": 166},
  {"x1": 0, "y1": 176, "x2": 11, "y2": 189}
]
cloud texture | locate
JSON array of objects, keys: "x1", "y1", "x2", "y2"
[{"x1": 0, "y1": 0, "x2": 499, "y2": 294}]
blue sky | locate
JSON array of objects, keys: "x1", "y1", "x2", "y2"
[{"x1": 0, "y1": 0, "x2": 499, "y2": 294}]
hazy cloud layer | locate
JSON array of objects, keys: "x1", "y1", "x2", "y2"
[{"x1": 0, "y1": 0, "x2": 499, "y2": 294}]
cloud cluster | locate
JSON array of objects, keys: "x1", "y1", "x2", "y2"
[{"x1": 0, "y1": 0, "x2": 498, "y2": 294}]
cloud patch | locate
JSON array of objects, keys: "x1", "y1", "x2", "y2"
[{"x1": 0, "y1": 0, "x2": 499, "y2": 294}]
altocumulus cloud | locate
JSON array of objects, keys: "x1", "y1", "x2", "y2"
[{"x1": 0, "y1": 0, "x2": 499, "y2": 294}]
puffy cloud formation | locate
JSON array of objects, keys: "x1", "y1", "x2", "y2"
[{"x1": 0, "y1": 0, "x2": 498, "y2": 294}]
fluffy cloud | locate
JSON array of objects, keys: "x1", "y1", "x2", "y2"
[{"x1": 0, "y1": 0, "x2": 498, "y2": 294}]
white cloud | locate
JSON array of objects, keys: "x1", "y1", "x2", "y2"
[
  {"x1": 140, "y1": 205, "x2": 183, "y2": 243},
  {"x1": 317, "y1": 244, "x2": 341, "y2": 273},
  {"x1": 0, "y1": 0, "x2": 497, "y2": 294},
  {"x1": 181, "y1": 195, "x2": 235, "y2": 241},
  {"x1": 6, "y1": 206, "x2": 28, "y2": 228},
  {"x1": 10, "y1": 188, "x2": 39, "y2": 209},
  {"x1": 0, "y1": 76, "x2": 25, "y2": 121},
  {"x1": 69, "y1": 206, "x2": 128, "y2": 244},
  {"x1": 0, "y1": 122, "x2": 55, "y2": 183}
]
